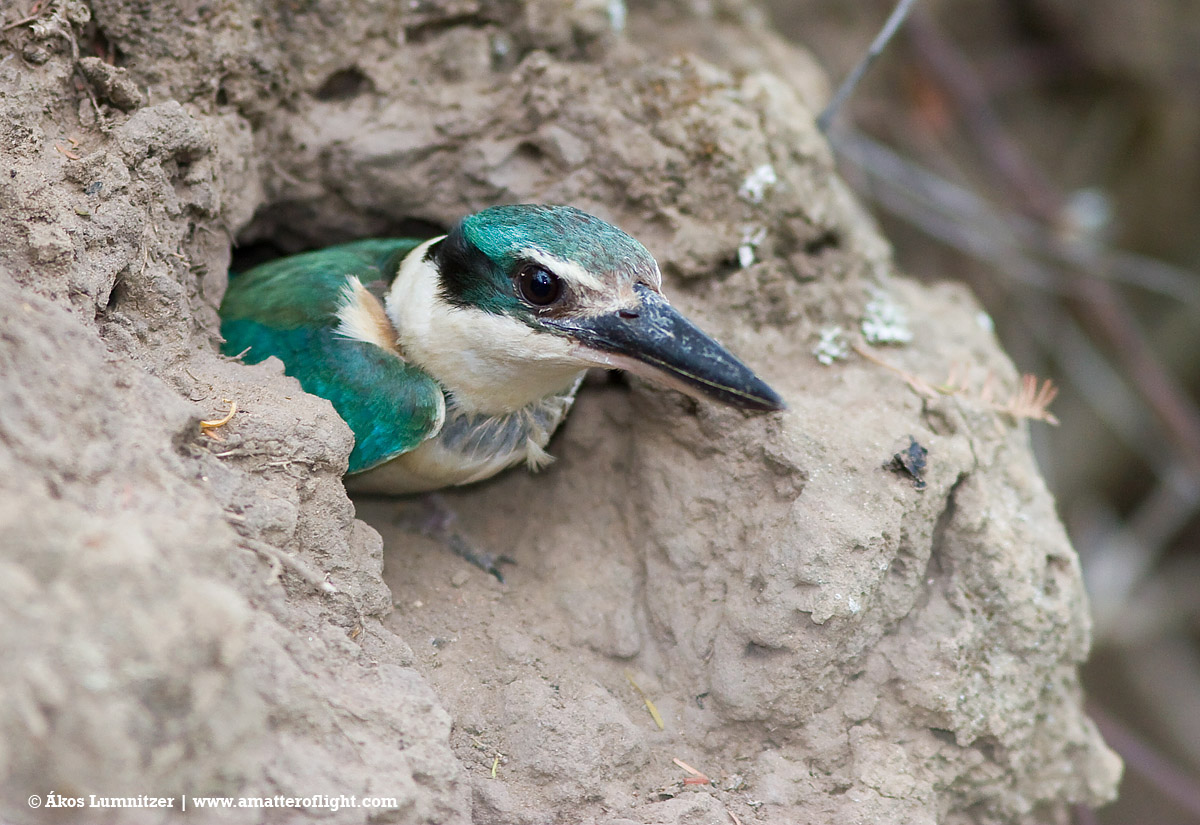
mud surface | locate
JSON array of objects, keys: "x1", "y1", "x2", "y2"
[{"x1": 0, "y1": 0, "x2": 1119, "y2": 822}]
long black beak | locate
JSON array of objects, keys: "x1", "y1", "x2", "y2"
[{"x1": 551, "y1": 284, "x2": 786, "y2": 412}]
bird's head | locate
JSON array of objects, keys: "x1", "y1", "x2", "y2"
[{"x1": 388, "y1": 204, "x2": 785, "y2": 415}]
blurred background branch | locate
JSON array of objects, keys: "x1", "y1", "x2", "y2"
[{"x1": 777, "y1": 0, "x2": 1200, "y2": 820}]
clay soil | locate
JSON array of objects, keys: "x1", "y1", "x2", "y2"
[{"x1": 0, "y1": 0, "x2": 1119, "y2": 822}]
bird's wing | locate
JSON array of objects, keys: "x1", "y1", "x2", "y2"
[{"x1": 220, "y1": 239, "x2": 445, "y2": 474}]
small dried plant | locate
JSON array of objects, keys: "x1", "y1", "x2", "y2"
[{"x1": 852, "y1": 341, "x2": 1059, "y2": 425}]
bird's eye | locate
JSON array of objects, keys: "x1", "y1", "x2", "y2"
[{"x1": 516, "y1": 264, "x2": 562, "y2": 307}]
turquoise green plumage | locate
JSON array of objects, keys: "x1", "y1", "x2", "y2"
[
  {"x1": 218, "y1": 205, "x2": 784, "y2": 495},
  {"x1": 221, "y1": 239, "x2": 442, "y2": 473}
]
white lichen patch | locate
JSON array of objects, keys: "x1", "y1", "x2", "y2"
[
  {"x1": 607, "y1": 0, "x2": 626, "y2": 32},
  {"x1": 737, "y1": 225, "x2": 767, "y2": 268},
  {"x1": 813, "y1": 326, "x2": 850, "y2": 365},
  {"x1": 861, "y1": 288, "x2": 913, "y2": 345},
  {"x1": 738, "y1": 163, "x2": 777, "y2": 204}
]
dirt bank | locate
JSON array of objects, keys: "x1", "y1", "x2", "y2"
[{"x1": 0, "y1": 0, "x2": 1118, "y2": 822}]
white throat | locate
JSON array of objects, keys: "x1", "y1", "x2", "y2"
[{"x1": 385, "y1": 238, "x2": 589, "y2": 416}]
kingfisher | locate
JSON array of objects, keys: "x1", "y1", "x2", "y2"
[{"x1": 219, "y1": 205, "x2": 785, "y2": 495}]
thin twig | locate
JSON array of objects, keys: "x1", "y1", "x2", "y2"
[
  {"x1": 672, "y1": 757, "x2": 711, "y2": 785},
  {"x1": 1087, "y1": 701, "x2": 1200, "y2": 818},
  {"x1": 894, "y1": 14, "x2": 1200, "y2": 473},
  {"x1": 835, "y1": 130, "x2": 1200, "y2": 305},
  {"x1": 3, "y1": 12, "x2": 41, "y2": 31},
  {"x1": 817, "y1": 0, "x2": 920, "y2": 133},
  {"x1": 906, "y1": 9, "x2": 1061, "y2": 219},
  {"x1": 839, "y1": 129, "x2": 1200, "y2": 469},
  {"x1": 239, "y1": 538, "x2": 337, "y2": 595},
  {"x1": 1072, "y1": 274, "x2": 1200, "y2": 473},
  {"x1": 1087, "y1": 467, "x2": 1200, "y2": 641},
  {"x1": 852, "y1": 341, "x2": 1058, "y2": 425},
  {"x1": 2, "y1": 0, "x2": 46, "y2": 30},
  {"x1": 851, "y1": 341, "x2": 940, "y2": 398},
  {"x1": 200, "y1": 399, "x2": 238, "y2": 429},
  {"x1": 625, "y1": 672, "x2": 665, "y2": 730}
]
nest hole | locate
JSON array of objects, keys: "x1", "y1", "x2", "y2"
[{"x1": 230, "y1": 212, "x2": 448, "y2": 274}]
